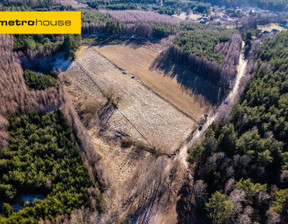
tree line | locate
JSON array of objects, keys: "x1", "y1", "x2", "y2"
[
  {"x1": 82, "y1": 20, "x2": 179, "y2": 39},
  {"x1": 78, "y1": 0, "x2": 211, "y2": 15},
  {"x1": 152, "y1": 31, "x2": 242, "y2": 100}
]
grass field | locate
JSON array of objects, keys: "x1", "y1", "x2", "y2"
[
  {"x1": 173, "y1": 12, "x2": 202, "y2": 21},
  {"x1": 95, "y1": 43, "x2": 213, "y2": 121}
]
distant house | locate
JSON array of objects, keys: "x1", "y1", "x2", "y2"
[{"x1": 200, "y1": 17, "x2": 208, "y2": 24}]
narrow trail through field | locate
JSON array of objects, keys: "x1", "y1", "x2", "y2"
[{"x1": 176, "y1": 43, "x2": 248, "y2": 168}]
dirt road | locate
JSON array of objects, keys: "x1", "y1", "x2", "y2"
[{"x1": 177, "y1": 43, "x2": 248, "y2": 168}]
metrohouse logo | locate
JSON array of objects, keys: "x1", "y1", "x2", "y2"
[{"x1": 0, "y1": 11, "x2": 81, "y2": 34}]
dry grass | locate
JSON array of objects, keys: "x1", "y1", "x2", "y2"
[
  {"x1": 189, "y1": 12, "x2": 203, "y2": 21},
  {"x1": 173, "y1": 12, "x2": 202, "y2": 21},
  {"x1": 59, "y1": 45, "x2": 203, "y2": 223},
  {"x1": 60, "y1": 46, "x2": 197, "y2": 154},
  {"x1": 95, "y1": 44, "x2": 211, "y2": 121}
]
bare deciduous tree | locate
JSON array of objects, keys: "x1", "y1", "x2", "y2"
[
  {"x1": 193, "y1": 180, "x2": 208, "y2": 206},
  {"x1": 266, "y1": 208, "x2": 281, "y2": 224},
  {"x1": 228, "y1": 188, "x2": 246, "y2": 214},
  {"x1": 225, "y1": 178, "x2": 236, "y2": 194}
]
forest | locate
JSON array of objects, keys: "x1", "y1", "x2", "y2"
[
  {"x1": 1, "y1": 0, "x2": 288, "y2": 223},
  {"x1": 0, "y1": 34, "x2": 104, "y2": 223},
  {"x1": 99, "y1": 9, "x2": 180, "y2": 24},
  {"x1": 173, "y1": 28, "x2": 236, "y2": 64},
  {"x1": 0, "y1": 111, "x2": 93, "y2": 223},
  {"x1": 81, "y1": 9, "x2": 183, "y2": 38},
  {"x1": 185, "y1": 31, "x2": 288, "y2": 224}
]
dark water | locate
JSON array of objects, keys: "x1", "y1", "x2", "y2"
[{"x1": 13, "y1": 194, "x2": 45, "y2": 212}]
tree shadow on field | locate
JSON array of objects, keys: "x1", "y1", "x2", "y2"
[{"x1": 150, "y1": 52, "x2": 220, "y2": 105}]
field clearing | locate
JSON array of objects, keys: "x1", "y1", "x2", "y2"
[
  {"x1": 59, "y1": 46, "x2": 196, "y2": 222},
  {"x1": 94, "y1": 44, "x2": 211, "y2": 121},
  {"x1": 173, "y1": 12, "x2": 188, "y2": 20},
  {"x1": 173, "y1": 12, "x2": 202, "y2": 21},
  {"x1": 60, "y1": 46, "x2": 197, "y2": 154},
  {"x1": 258, "y1": 23, "x2": 286, "y2": 32}
]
